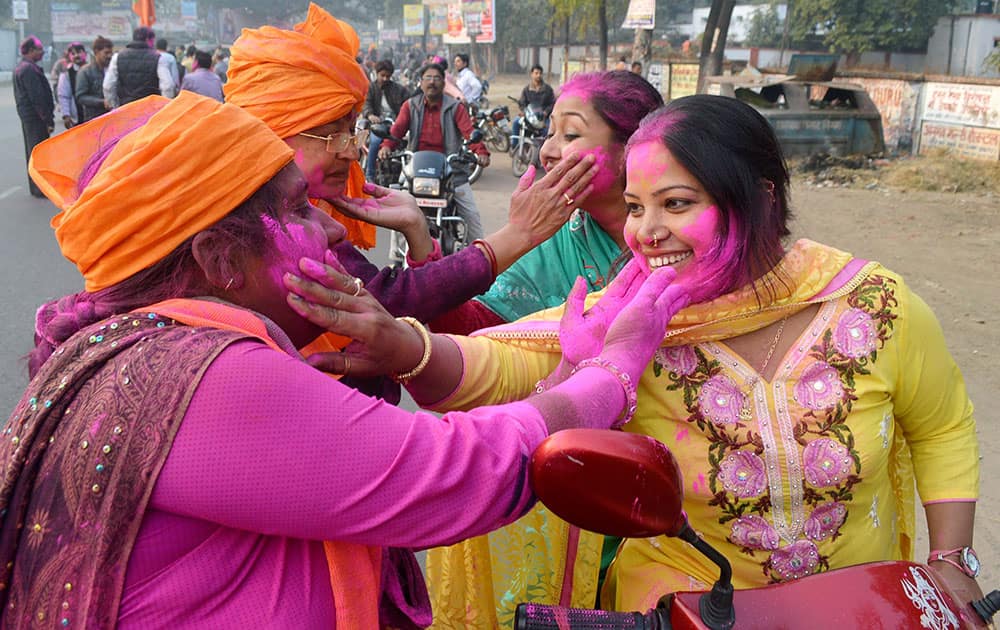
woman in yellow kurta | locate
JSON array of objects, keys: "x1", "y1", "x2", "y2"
[{"x1": 420, "y1": 95, "x2": 982, "y2": 624}]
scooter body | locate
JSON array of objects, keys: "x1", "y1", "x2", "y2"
[{"x1": 515, "y1": 429, "x2": 999, "y2": 630}]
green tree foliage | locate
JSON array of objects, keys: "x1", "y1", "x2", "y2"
[
  {"x1": 746, "y1": 3, "x2": 782, "y2": 47},
  {"x1": 790, "y1": 0, "x2": 954, "y2": 58}
]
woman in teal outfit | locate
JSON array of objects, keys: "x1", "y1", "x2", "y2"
[
  {"x1": 425, "y1": 70, "x2": 664, "y2": 628},
  {"x1": 431, "y1": 70, "x2": 663, "y2": 334}
]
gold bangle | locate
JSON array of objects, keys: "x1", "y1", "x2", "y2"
[{"x1": 391, "y1": 316, "x2": 432, "y2": 384}]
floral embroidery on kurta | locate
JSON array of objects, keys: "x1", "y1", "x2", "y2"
[{"x1": 653, "y1": 275, "x2": 899, "y2": 583}]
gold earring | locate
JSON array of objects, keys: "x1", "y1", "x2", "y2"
[{"x1": 225, "y1": 277, "x2": 234, "y2": 291}]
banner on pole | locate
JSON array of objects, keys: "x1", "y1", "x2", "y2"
[
  {"x1": 428, "y1": 4, "x2": 448, "y2": 34},
  {"x1": 622, "y1": 0, "x2": 655, "y2": 29},
  {"x1": 442, "y1": 0, "x2": 495, "y2": 44},
  {"x1": 403, "y1": 4, "x2": 425, "y2": 36}
]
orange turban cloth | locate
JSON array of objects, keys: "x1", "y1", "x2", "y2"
[
  {"x1": 29, "y1": 92, "x2": 294, "y2": 292},
  {"x1": 225, "y1": 3, "x2": 376, "y2": 249}
]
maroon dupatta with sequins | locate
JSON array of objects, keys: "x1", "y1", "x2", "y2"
[{"x1": 0, "y1": 313, "x2": 247, "y2": 629}]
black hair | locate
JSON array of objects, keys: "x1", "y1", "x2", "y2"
[
  {"x1": 133, "y1": 27, "x2": 155, "y2": 42},
  {"x1": 530, "y1": 64, "x2": 544, "y2": 73},
  {"x1": 455, "y1": 53, "x2": 470, "y2": 66},
  {"x1": 375, "y1": 59, "x2": 394, "y2": 75},
  {"x1": 194, "y1": 50, "x2": 212, "y2": 69},
  {"x1": 419, "y1": 63, "x2": 445, "y2": 79},
  {"x1": 155, "y1": 37, "x2": 168, "y2": 51},
  {"x1": 19, "y1": 37, "x2": 41, "y2": 55}
]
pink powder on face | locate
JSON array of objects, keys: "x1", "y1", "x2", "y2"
[
  {"x1": 625, "y1": 141, "x2": 671, "y2": 190},
  {"x1": 577, "y1": 145, "x2": 620, "y2": 196},
  {"x1": 677, "y1": 207, "x2": 743, "y2": 304},
  {"x1": 623, "y1": 229, "x2": 650, "y2": 275}
]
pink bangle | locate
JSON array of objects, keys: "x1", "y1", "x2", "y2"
[
  {"x1": 406, "y1": 237, "x2": 442, "y2": 268},
  {"x1": 571, "y1": 358, "x2": 638, "y2": 429}
]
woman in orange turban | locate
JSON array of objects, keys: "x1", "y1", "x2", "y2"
[
  {"x1": 2, "y1": 91, "x2": 685, "y2": 628},
  {"x1": 224, "y1": 4, "x2": 604, "y2": 401}
]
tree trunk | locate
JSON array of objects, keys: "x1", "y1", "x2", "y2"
[
  {"x1": 696, "y1": 0, "x2": 736, "y2": 93},
  {"x1": 632, "y1": 28, "x2": 652, "y2": 70},
  {"x1": 563, "y1": 14, "x2": 571, "y2": 83},
  {"x1": 598, "y1": 0, "x2": 609, "y2": 70},
  {"x1": 548, "y1": 21, "x2": 555, "y2": 81}
]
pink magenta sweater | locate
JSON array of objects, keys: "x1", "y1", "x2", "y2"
[{"x1": 117, "y1": 340, "x2": 546, "y2": 627}]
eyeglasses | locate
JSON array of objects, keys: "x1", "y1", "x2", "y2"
[
  {"x1": 421, "y1": 75, "x2": 444, "y2": 83},
  {"x1": 296, "y1": 130, "x2": 359, "y2": 153}
]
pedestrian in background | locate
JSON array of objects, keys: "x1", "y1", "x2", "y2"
[
  {"x1": 103, "y1": 27, "x2": 177, "y2": 109},
  {"x1": 75, "y1": 36, "x2": 114, "y2": 123},
  {"x1": 181, "y1": 50, "x2": 224, "y2": 102},
  {"x1": 56, "y1": 42, "x2": 87, "y2": 129},
  {"x1": 156, "y1": 38, "x2": 181, "y2": 93},
  {"x1": 13, "y1": 36, "x2": 53, "y2": 198}
]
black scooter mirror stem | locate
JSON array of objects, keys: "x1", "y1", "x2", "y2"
[{"x1": 675, "y1": 523, "x2": 735, "y2": 630}]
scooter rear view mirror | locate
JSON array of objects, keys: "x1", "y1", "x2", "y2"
[{"x1": 530, "y1": 429, "x2": 689, "y2": 539}]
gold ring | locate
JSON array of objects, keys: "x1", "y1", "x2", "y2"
[
  {"x1": 563, "y1": 192, "x2": 575, "y2": 206},
  {"x1": 351, "y1": 277, "x2": 363, "y2": 297},
  {"x1": 343, "y1": 354, "x2": 351, "y2": 375}
]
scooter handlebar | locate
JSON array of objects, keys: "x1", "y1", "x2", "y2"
[{"x1": 514, "y1": 603, "x2": 669, "y2": 630}]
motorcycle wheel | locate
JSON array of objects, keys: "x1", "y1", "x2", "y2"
[
  {"x1": 468, "y1": 162, "x2": 483, "y2": 186},
  {"x1": 511, "y1": 142, "x2": 535, "y2": 177},
  {"x1": 485, "y1": 125, "x2": 510, "y2": 153}
]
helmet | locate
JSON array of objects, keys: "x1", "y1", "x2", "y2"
[{"x1": 525, "y1": 104, "x2": 545, "y2": 130}]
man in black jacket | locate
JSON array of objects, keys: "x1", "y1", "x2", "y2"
[
  {"x1": 102, "y1": 27, "x2": 176, "y2": 108},
  {"x1": 75, "y1": 36, "x2": 114, "y2": 123},
  {"x1": 13, "y1": 36, "x2": 54, "y2": 198},
  {"x1": 362, "y1": 59, "x2": 409, "y2": 180}
]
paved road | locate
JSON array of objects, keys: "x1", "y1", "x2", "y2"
[{"x1": 0, "y1": 87, "x2": 522, "y2": 415}]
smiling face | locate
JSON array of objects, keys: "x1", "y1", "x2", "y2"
[
  {"x1": 238, "y1": 164, "x2": 348, "y2": 347},
  {"x1": 624, "y1": 140, "x2": 740, "y2": 303},
  {"x1": 539, "y1": 94, "x2": 624, "y2": 224},
  {"x1": 283, "y1": 113, "x2": 358, "y2": 201}
]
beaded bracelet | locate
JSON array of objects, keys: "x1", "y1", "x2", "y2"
[
  {"x1": 471, "y1": 238, "x2": 498, "y2": 280},
  {"x1": 391, "y1": 317, "x2": 433, "y2": 384},
  {"x1": 571, "y1": 358, "x2": 638, "y2": 429}
]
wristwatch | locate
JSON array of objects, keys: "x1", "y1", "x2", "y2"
[{"x1": 928, "y1": 546, "x2": 981, "y2": 578}]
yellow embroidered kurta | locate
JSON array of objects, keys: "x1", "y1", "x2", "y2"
[{"x1": 424, "y1": 240, "x2": 978, "y2": 625}]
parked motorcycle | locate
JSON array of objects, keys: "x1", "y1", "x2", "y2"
[
  {"x1": 515, "y1": 429, "x2": 1000, "y2": 629},
  {"x1": 371, "y1": 123, "x2": 484, "y2": 265},
  {"x1": 509, "y1": 96, "x2": 547, "y2": 178},
  {"x1": 475, "y1": 104, "x2": 512, "y2": 154}
]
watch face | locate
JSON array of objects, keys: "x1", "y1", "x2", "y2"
[{"x1": 962, "y1": 547, "x2": 981, "y2": 577}]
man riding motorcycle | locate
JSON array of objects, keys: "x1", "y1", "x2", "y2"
[
  {"x1": 512, "y1": 64, "x2": 554, "y2": 149},
  {"x1": 380, "y1": 62, "x2": 490, "y2": 242},
  {"x1": 362, "y1": 59, "x2": 409, "y2": 181}
]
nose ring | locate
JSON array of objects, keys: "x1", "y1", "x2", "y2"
[{"x1": 651, "y1": 233, "x2": 659, "y2": 249}]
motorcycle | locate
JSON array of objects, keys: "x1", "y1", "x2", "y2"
[
  {"x1": 509, "y1": 97, "x2": 547, "y2": 178},
  {"x1": 474, "y1": 104, "x2": 512, "y2": 154},
  {"x1": 370, "y1": 123, "x2": 484, "y2": 265},
  {"x1": 515, "y1": 429, "x2": 1000, "y2": 629}
]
